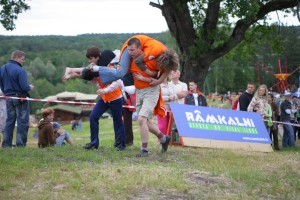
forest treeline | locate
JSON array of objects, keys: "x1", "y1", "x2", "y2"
[
  {"x1": 0, "y1": 32, "x2": 176, "y2": 113},
  {"x1": 0, "y1": 27, "x2": 299, "y2": 113}
]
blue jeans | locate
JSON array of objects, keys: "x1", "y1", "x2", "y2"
[
  {"x1": 282, "y1": 122, "x2": 295, "y2": 147},
  {"x1": 55, "y1": 132, "x2": 71, "y2": 146},
  {"x1": 2, "y1": 98, "x2": 29, "y2": 147},
  {"x1": 99, "y1": 48, "x2": 131, "y2": 84},
  {"x1": 89, "y1": 98, "x2": 125, "y2": 148}
]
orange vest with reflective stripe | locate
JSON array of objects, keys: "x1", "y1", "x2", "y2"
[
  {"x1": 120, "y1": 35, "x2": 167, "y2": 89},
  {"x1": 97, "y1": 64, "x2": 122, "y2": 102},
  {"x1": 119, "y1": 35, "x2": 166, "y2": 117}
]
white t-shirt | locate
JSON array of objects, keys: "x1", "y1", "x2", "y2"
[{"x1": 169, "y1": 80, "x2": 188, "y2": 104}]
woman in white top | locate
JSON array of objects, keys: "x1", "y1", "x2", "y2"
[{"x1": 157, "y1": 77, "x2": 175, "y2": 135}]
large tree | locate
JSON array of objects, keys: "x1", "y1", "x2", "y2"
[
  {"x1": 150, "y1": 0, "x2": 300, "y2": 86},
  {"x1": 0, "y1": 0, "x2": 30, "y2": 30}
]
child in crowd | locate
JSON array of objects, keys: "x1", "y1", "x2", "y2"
[{"x1": 52, "y1": 122, "x2": 74, "y2": 146}]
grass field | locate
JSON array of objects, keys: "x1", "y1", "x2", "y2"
[{"x1": 1, "y1": 119, "x2": 300, "y2": 199}]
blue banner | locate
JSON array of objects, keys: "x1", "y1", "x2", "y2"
[{"x1": 170, "y1": 103, "x2": 271, "y2": 144}]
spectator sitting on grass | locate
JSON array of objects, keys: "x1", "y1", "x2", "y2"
[
  {"x1": 52, "y1": 122, "x2": 74, "y2": 146},
  {"x1": 38, "y1": 108, "x2": 73, "y2": 148}
]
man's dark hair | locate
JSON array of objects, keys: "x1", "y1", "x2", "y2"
[{"x1": 86, "y1": 46, "x2": 100, "y2": 59}]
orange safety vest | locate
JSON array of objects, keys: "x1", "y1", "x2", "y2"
[
  {"x1": 97, "y1": 64, "x2": 122, "y2": 102},
  {"x1": 120, "y1": 35, "x2": 167, "y2": 89},
  {"x1": 120, "y1": 35, "x2": 167, "y2": 117}
]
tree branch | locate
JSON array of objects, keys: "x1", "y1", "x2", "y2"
[
  {"x1": 210, "y1": 0, "x2": 298, "y2": 62},
  {"x1": 202, "y1": 1, "x2": 220, "y2": 45}
]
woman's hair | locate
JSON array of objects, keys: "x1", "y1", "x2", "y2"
[
  {"x1": 41, "y1": 108, "x2": 54, "y2": 118},
  {"x1": 86, "y1": 46, "x2": 101, "y2": 59},
  {"x1": 254, "y1": 84, "x2": 268, "y2": 99},
  {"x1": 156, "y1": 49, "x2": 179, "y2": 72}
]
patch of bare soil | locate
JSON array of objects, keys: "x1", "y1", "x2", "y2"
[
  {"x1": 185, "y1": 171, "x2": 228, "y2": 185},
  {"x1": 128, "y1": 188, "x2": 191, "y2": 200}
]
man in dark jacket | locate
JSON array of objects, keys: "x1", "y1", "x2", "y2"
[
  {"x1": 238, "y1": 82, "x2": 255, "y2": 111},
  {"x1": 280, "y1": 91, "x2": 296, "y2": 147},
  {"x1": 0, "y1": 50, "x2": 34, "y2": 148},
  {"x1": 185, "y1": 81, "x2": 208, "y2": 106}
]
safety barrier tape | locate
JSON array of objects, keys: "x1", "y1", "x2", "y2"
[
  {"x1": 1, "y1": 95, "x2": 300, "y2": 127},
  {"x1": 0, "y1": 95, "x2": 136, "y2": 109},
  {"x1": 263, "y1": 119, "x2": 300, "y2": 127}
]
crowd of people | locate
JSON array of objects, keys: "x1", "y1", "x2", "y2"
[{"x1": 0, "y1": 34, "x2": 298, "y2": 154}]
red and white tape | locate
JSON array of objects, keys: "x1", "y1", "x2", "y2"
[
  {"x1": 1, "y1": 95, "x2": 300, "y2": 127},
  {"x1": 0, "y1": 95, "x2": 135, "y2": 109}
]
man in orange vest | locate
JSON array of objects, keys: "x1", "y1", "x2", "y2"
[
  {"x1": 83, "y1": 46, "x2": 126, "y2": 151},
  {"x1": 92, "y1": 35, "x2": 179, "y2": 157}
]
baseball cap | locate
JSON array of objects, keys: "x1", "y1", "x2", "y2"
[{"x1": 52, "y1": 122, "x2": 62, "y2": 129}]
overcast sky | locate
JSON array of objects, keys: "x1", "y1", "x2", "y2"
[
  {"x1": 0, "y1": 0, "x2": 169, "y2": 36},
  {"x1": 0, "y1": 0, "x2": 299, "y2": 36}
]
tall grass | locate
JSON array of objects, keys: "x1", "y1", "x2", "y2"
[{"x1": 0, "y1": 119, "x2": 300, "y2": 199}]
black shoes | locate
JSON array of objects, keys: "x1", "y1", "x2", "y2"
[
  {"x1": 136, "y1": 149, "x2": 149, "y2": 157},
  {"x1": 161, "y1": 136, "x2": 171, "y2": 153},
  {"x1": 83, "y1": 143, "x2": 98, "y2": 150}
]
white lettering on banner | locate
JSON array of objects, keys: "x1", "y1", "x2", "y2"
[{"x1": 185, "y1": 110, "x2": 255, "y2": 128}]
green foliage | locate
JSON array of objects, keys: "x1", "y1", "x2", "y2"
[
  {"x1": 0, "y1": 120, "x2": 300, "y2": 199},
  {"x1": 0, "y1": 0, "x2": 30, "y2": 30}
]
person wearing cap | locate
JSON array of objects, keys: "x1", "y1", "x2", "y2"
[
  {"x1": 280, "y1": 91, "x2": 296, "y2": 148},
  {"x1": 52, "y1": 122, "x2": 74, "y2": 146}
]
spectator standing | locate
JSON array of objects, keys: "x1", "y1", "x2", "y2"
[
  {"x1": 232, "y1": 89, "x2": 243, "y2": 110},
  {"x1": 0, "y1": 50, "x2": 34, "y2": 148},
  {"x1": 238, "y1": 82, "x2": 255, "y2": 111},
  {"x1": 185, "y1": 81, "x2": 208, "y2": 106},
  {"x1": 169, "y1": 70, "x2": 188, "y2": 104},
  {"x1": 0, "y1": 89, "x2": 6, "y2": 145},
  {"x1": 291, "y1": 95, "x2": 298, "y2": 140},
  {"x1": 268, "y1": 94, "x2": 280, "y2": 150},
  {"x1": 280, "y1": 91, "x2": 296, "y2": 148},
  {"x1": 294, "y1": 105, "x2": 300, "y2": 142},
  {"x1": 77, "y1": 119, "x2": 82, "y2": 131},
  {"x1": 158, "y1": 77, "x2": 175, "y2": 135},
  {"x1": 265, "y1": 102, "x2": 273, "y2": 137},
  {"x1": 247, "y1": 84, "x2": 268, "y2": 118},
  {"x1": 71, "y1": 120, "x2": 78, "y2": 132},
  {"x1": 168, "y1": 70, "x2": 187, "y2": 142}
]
